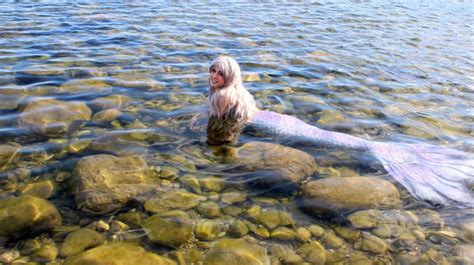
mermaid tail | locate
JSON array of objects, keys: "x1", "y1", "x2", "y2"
[
  {"x1": 370, "y1": 142, "x2": 474, "y2": 207},
  {"x1": 249, "y1": 110, "x2": 474, "y2": 207}
]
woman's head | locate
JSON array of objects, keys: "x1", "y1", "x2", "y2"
[
  {"x1": 207, "y1": 56, "x2": 257, "y2": 122},
  {"x1": 209, "y1": 56, "x2": 242, "y2": 89}
]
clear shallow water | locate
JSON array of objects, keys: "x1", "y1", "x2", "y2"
[{"x1": 1, "y1": 1, "x2": 473, "y2": 264}]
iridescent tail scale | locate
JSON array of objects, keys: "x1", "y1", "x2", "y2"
[{"x1": 250, "y1": 110, "x2": 474, "y2": 207}]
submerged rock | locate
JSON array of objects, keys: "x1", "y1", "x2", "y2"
[
  {"x1": 232, "y1": 142, "x2": 317, "y2": 185},
  {"x1": 0, "y1": 144, "x2": 20, "y2": 169},
  {"x1": 88, "y1": 94, "x2": 131, "y2": 111},
  {"x1": 144, "y1": 189, "x2": 206, "y2": 213},
  {"x1": 70, "y1": 154, "x2": 160, "y2": 213},
  {"x1": 63, "y1": 243, "x2": 176, "y2": 265},
  {"x1": 302, "y1": 177, "x2": 400, "y2": 214},
  {"x1": 0, "y1": 195, "x2": 61, "y2": 238},
  {"x1": 142, "y1": 212, "x2": 193, "y2": 248},
  {"x1": 18, "y1": 98, "x2": 92, "y2": 137},
  {"x1": 59, "y1": 228, "x2": 105, "y2": 258},
  {"x1": 58, "y1": 79, "x2": 112, "y2": 95},
  {"x1": 204, "y1": 238, "x2": 270, "y2": 265}
]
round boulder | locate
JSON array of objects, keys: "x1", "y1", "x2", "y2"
[
  {"x1": 18, "y1": 98, "x2": 91, "y2": 137},
  {"x1": 0, "y1": 195, "x2": 62, "y2": 238},
  {"x1": 204, "y1": 238, "x2": 270, "y2": 265},
  {"x1": 302, "y1": 177, "x2": 400, "y2": 215},
  {"x1": 63, "y1": 243, "x2": 176, "y2": 265},
  {"x1": 232, "y1": 142, "x2": 317, "y2": 185}
]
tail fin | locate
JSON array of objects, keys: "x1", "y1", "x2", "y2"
[{"x1": 370, "y1": 142, "x2": 474, "y2": 207}]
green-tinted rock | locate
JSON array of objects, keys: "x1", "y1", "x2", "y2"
[
  {"x1": 302, "y1": 177, "x2": 400, "y2": 214},
  {"x1": 88, "y1": 94, "x2": 130, "y2": 111},
  {"x1": 195, "y1": 220, "x2": 222, "y2": 241},
  {"x1": 293, "y1": 228, "x2": 311, "y2": 243},
  {"x1": 245, "y1": 204, "x2": 261, "y2": 221},
  {"x1": 235, "y1": 142, "x2": 317, "y2": 184},
  {"x1": 296, "y1": 241, "x2": 326, "y2": 265},
  {"x1": 18, "y1": 99, "x2": 92, "y2": 137},
  {"x1": 71, "y1": 154, "x2": 159, "y2": 213},
  {"x1": 18, "y1": 179, "x2": 58, "y2": 199},
  {"x1": 160, "y1": 166, "x2": 179, "y2": 180},
  {"x1": 200, "y1": 176, "x2": 225, "y2": 192},
  {"x1": 142, "y1": 213, "x2": 193, "y2": 248},
  {"x1": 144, "y1": 189, "x2": 206, "y2": 213},
  {"x1": 20, "y1": 238, "x2": 42, "y2": 256},
  {"x1": 196, "y1": 201, "x2": 222, "y2": 218},
  {"x1": 394, "y1": 230, "x2": 418, "y2": 249},
  {"x1": 223, "y1": 206, "x2": 244, "y2": 217},
  {"x1": 334, "y1": 226, "x2": 361, "y2": 241},
  {"x1": 270, "y1": 227, "x2": 296, "y2": 240},
  {"x1": 347, "y1": 251, "x2": 373, "y2": 265},
  {"x1": 91, "y1": 109, "x2": 122, "y2": 123},
  {"x1": 257, "y1": 208, "x2": 293, "y2": 230},
  {"x1": 228, "y1": 220, "x2": 249, "y2": 237},
  {"x1": 221, "y1": 191, "x2": 247, "y2": 205},
  {"x1": 0, "y1": 195, "x2": 61, "y2": 237},
  {"x1": 204, "y1": 238, "x2": 270, "y2": 265},
  {"x1": 348, "y1": 210, "x2": 382, "y2": 229},
  {"x1": 324, "y1": 230, "x2": 345, "y2": 249},
  {"x1": 63, "y1": 243, "x2": 176, "y2": 265},
  {"x1": 308, "y1": 225, "x2": 325, "y2": 238},
  {"x1": 116, "y1": 211, "x2": 144, "y2": 229},
  {"x1": 179, "y1": 174, "x2": 202, "y2": 194},
  {"x1": 0, "y1": 144, "x2": 20, "y2": 170},
  {"x1": 358, "y1": 233, "x2": 388, "y2": 254},
  {"x1": 59, "y1": 228, "x2": 105, "y2": 258},
  {"x1": 31, "y1": 243, "x2": 58, "y2": 263},
  {"x1": 371, "y1": 223, "x2": 392, "y2": 239}
]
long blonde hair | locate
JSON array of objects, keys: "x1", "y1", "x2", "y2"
[{"x1": 208, "y1": 56, "x2": 257, "y2": 122}]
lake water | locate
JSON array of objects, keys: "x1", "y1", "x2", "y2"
[{"x1": 1, "y1": 1, "x2": 473, "y2": 264}]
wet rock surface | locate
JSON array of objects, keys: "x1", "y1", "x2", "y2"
[
  {"x1": 18, "y1": 98, "x2": 92, "y2": 137},
  {"x1": 301, "y1": 177, "x2": 400, "y2": 214},
  {"x1": 0, "y1": 195, "x2": 62, "y2": 238},
  {"x1": 63, "y1": 243, "x2": 177, "y2": 265},
  {"x1": 204, "y1": 238, "x2": 270, "y2": 265},
  {"x1": 70, "y1": 154, "x2": 160, "y2": 213}
]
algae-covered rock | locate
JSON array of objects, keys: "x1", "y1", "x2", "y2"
[
  {"x1": 71, "y1": 154, "x2": 160, "y2": 213},
  {"x1": 358, "y1": 232, "x2": 388, "y2": 254},
  {"x1": 88, "y1": 94, "x2": 130, "y2": 111},
  {"x1": 142, "y1": 212, "x2": 193, "y2": 248},
  {"x1": 296, "y1": 241, "x2": 326, "y2": 265},
  {"x1": 18, "y1": 98, "x2": 92, "y2": 137},
  {"x1": 91, "y1": 108, "x2": 122, "y2": 123},
  {"x1": 235, "y1": 142, "x2": 317, "y2": 184},
  {"x1": 302, "y1": 177, "x2": 400, "y2": 214},
  {"x1": 204, "y1": 238, "x2": 270, "y2": 265},
  {"x1": 87, "y1": 132, "x2": 150, "y2": 156},
  {"x1": 196, "y1": 201, "x2": 222, "y2": 218},
  {"x1": 63, "y1": 243, "x2": 176, "y2": 265},
  {"x1": 31, "y1": 243, "x2": 58, "y2": 263},
  {"x1": 348, "y1": 209, "x2": 382, "y2": 229},
  {"x1": 270, "y1": 227, "x2": 296, "y2": 240},
  {"x1": 59, "y1": 228, "x2": 105, "y2": 258},
  {"x1": 144, "y1": 189, "x2": 206, "y2": 213},
  {"x1": 19, "y1": 179, "x2": 58, "y2": 199},
  {"x1": 257, "y1": 208, "x2": 293, "y2": 230},
  {"x1": 0, "y1": 195, "x2": 61, "y2": 238},
  {"x1": 324, "y1": 230, "x2": 345, "y2": 249},
  {"x1": 0, "y1": 144, "x2": 19, "y2": 169},
  {"x1": 228, "y1": 220, "x2": 249, "y2": 238},
  {"x1": 195, "y1": 220, "x2": 223, "y2": 241}
]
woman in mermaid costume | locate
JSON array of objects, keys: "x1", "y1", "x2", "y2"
[{"x1": 205, "y1": 55, "x2": 474, "y2": 207}]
